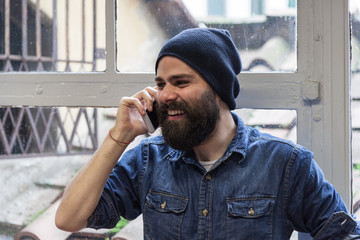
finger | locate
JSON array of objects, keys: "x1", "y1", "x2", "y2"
[
  {"x1": 145, "y1": 86, "x2": 158, "y2": 98},
  {"x1": 140, "y1": 87, "x2": 158, "y2": 112},
  {"x1": 121, "y1": 97, "x2": 146, "y2": 115}
]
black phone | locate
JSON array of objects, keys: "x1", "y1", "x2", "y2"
[{"x1": 142, "y1": 101, "x2": 159, "y2": 133}]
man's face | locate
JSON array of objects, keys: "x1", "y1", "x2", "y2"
[{"x1": 155, "y1": 56, "x2": 220, "y2": 150}]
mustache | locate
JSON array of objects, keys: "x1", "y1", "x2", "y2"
[{"x1": 158, "y1": 100, "x2": 188, "y2": 112}]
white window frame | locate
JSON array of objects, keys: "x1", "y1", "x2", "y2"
[{"x1": 0, "y1": 0, "x2": 352, "y2": 210}]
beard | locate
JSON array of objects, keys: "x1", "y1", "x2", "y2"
[{"x1": 157, "y1": 89, "x2": 220, "y2": 151}]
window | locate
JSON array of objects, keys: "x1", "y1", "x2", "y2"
[
  {"x1": 0, "y1": 0, "x2": 104, "y2": 158},
  {"x1": 288, "y1": 0, "x2": 296, "y2": 8},
  {"x1": 0, "y1": 1, "x2": 354, "y2": 239},
  {"x1": 208, "y1": 0, "x2": 225, "y2": 16},
  {"x1": 251, "y1": 0, "x2": 264, "y2": 15}
]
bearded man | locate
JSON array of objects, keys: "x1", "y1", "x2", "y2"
[{"x1": 56, "y1": 28, "x2": 360, "y2": 239}]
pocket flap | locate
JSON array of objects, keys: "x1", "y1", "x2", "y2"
[
  {"x1": 146, "y1": 190, "x2": 188, "y2": 214},
  {"x1": 227, "y1": 196, "x2": 274, "y2": 218}
]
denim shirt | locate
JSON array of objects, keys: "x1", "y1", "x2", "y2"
[{"x1": 88, "y1": 113, "x2": 360, "y2": 239}]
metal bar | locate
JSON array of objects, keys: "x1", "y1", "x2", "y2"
[
  {"x1": 105, "y1": 0, "x2": 116, "y2": 73},
  {"x1": 0, "y1": 109, "x2": 12, "y2": 154},
  {"x1": 82, "y1": 0, "x2": 86, "y2": 69},
  {"x1": 83, "y1": 108, "x2": 97, "y2": 149},
  {"x1": 19, "y1": 0, "x2": 29, "y2": 72},
  {"x1": 8, "y1": 108, "x2": 26, "y2": 154},
  {"x1": 69, "y1": 108, "x2": 84, "y2": 145},
  {"x1": 39, "y1": 108, "x2": 56, "y2": 151},
  {"x1": 0, "y1": 54, "x2": 52, "y2": 61},
  {"x1": 93, "y1": 108, "x2": 98, "y2": 148},
  {"x1": 92, "y1": 0, "x2": 97, "y2": 71},
  {"x1": 22, "y1": 0, "x2": 28, "y2": 58},
  {"x1": 65, "y1": 0, "x2": 70, "y2": 71},
  {"x1": 33, "y1": 108, "x2": 46, "y2": 152},
  {"x1": 4, "y1": 0, "x2": 10, "y2": 56},
  {"x1": 25, "y1": 108, "x2": 43, "y2": 153},
  {"x1": 52, "y1": 0, "x2": 58, "y2": 71},
  {"x1": 35, "y1": 0, "x2": 44, "y2": 71},
  {"x1": 4, "y1": 0, "x2": 12, "y2": 71},
  {"x1": 36, "y1": 0, "x2": 41, "y2": 58},
  {"x1": 24, "y1": 131, "x2": 34, "y2": 153},
  {"x1": 54, "y1": 108, "x2": 72, "y2": 152}
]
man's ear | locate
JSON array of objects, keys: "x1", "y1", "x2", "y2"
[
  {"x1": 215, "y1": 94, "x2": 222, "y2": 102},
  {"x1": 217, "y1": 95, "x2": 230, "y2": 111}
]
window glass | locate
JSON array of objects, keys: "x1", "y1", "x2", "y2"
[
  {"x1": 350, "y1": 0, "x2": 360, "y2": 216},
  {"x1": 234, "y1": 109, "x2": 297, "y2": 142},
  {"x1": 0, "y1": 0, "x2": 105, "y2": 72},
  {"x1": 208, "y1": 0, "x2": 225, "y2": 16},
  {"x1": 0, "y1": 107, "x2": 98, "y2": 158},
  {"x1": 116, "y1": 0, "x2": 297, "y2": 73}
]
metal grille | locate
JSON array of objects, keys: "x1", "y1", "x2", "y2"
[
  {"x1": 0, "y1": 0, "x2": 101, "y2": 157},
  {"x1": 0, "y1": 107, "x2": 98, "y2": 158}
]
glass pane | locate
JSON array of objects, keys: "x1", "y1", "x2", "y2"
[
  {"x1": 350, "y1": 0, "x2": 360, "y2": 217},
  {"x1": 116, "y1": 0, "x2": 297, "y2": 73},
  {"x1": 233, "y1": 109, "x2": 297, "y2": 142},
  {"x1": 0, "y1": 107, "x2": 98, "y2": 158},
  {"x1": 0, "y1": 0, "x2": 106, "y2": 72}
]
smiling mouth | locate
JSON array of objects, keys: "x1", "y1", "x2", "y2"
[
  {"x1": 168, "y1": 110, "x2": 184, "y2": 116},
  {"x1": 167, "y1": 109, "x2": 185, "y2": 120}
]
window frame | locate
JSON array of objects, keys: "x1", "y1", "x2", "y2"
[{"x1": 0, "y1": 0, "x2": 352, "y2": 209}]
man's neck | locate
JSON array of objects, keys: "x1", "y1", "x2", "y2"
[{"x1": 193, "y1": 110, "x2": 236, "y2": 162}]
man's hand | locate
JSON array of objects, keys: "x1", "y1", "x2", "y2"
[{"x1": 110, "y1": 86, "x2": 158, "y2": 142}]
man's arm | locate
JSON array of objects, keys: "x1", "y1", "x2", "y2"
[
  {"x1": 284, "y1": 147, "x2": 360, "y2": 238},
  {"x1": 55, "y1": 87, "x2": 157, "y2": 232}
]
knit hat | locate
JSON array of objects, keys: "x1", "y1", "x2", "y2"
[{"x1": 155, "y1": 28, "x2": 241, "y2": 110}]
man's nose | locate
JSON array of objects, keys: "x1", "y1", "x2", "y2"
[{"x1": 158, "y1": 85, "x2": 178, "y2": 104}]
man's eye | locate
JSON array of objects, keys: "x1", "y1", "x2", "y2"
[
  {"x1": 176, "y1": 81, "x2": 189, "y2": 87},
  {"x1": 156, "y1": 82, "x2": 165, "y2": 89}
]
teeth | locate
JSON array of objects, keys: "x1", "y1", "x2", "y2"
[{"x1": 168, "y1": 110, "x2": 184, "y2": 116}]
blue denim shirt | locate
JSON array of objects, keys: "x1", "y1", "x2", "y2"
[{"x1": 88, "y1": 113, "x2": 360, "y2": 239}]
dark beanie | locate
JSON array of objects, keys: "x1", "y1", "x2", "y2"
[{"x1": 155, "y1": 28, "x2": 241, "y2": 110}]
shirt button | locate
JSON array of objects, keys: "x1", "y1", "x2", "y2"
[
  {"x1": 205, "y1": 174, "x2": 211, "y2": 180},
  {"x1": 248, "y1": 207, "x2": 255, "y2": 216},
  {"x1": 202, "y1": 209, "x2": 209, "y2": 216}
]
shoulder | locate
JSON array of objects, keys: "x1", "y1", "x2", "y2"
[
  {"x1": 245, "y1": 126, "x2": 313, "y2": 161},
  {"x1": 246, "y1": 126, "x2": 297, "y2": 148}
]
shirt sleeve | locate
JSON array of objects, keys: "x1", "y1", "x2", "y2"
[
  {"x1": 283, "y1": 146, "x2": 360, "y2": 239},
  {"x1": 87, "y1": 143, "x2": 146, "y2": 229}
]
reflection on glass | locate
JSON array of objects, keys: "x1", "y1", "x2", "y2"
[
  {"x1": 350, "y1": 0, "x2": 360, "y2": 216},
  {"x1": 116, "y1": 0, "x2": 297, "y2": 72},
  {"x1": 233, "y1": 108, "x2": 297, "y2": 142},
  {"x1": 0, "y1": 0, "x2": 105, "y2": 72}
]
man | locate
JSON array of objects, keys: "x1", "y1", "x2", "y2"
[{"x1": 56, "y1": 28, "x2": 360, "y2": 239}]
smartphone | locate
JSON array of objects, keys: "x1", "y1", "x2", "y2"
[{"x1": 142, "y1": 101, "x2": 159, "y2": 133}]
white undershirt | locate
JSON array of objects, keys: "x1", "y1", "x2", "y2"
[{"x1": 198, "y1": 159, "x2": 218, "y2": 171}]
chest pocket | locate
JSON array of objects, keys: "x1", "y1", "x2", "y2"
[
  {"x1": 144, "y1": 190, "x2": 188, "y2": 240},
  {"x1": 226, "y1": 196, "x2": 275, "y2": 240}
]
